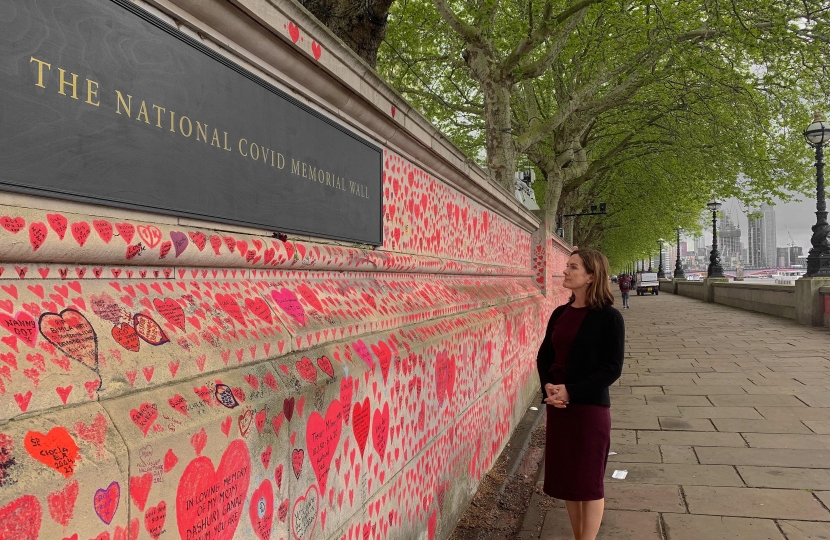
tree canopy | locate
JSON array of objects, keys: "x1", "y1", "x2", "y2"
[{"x1": 376, "y1": 0, "x2": 829, "y2": 268}]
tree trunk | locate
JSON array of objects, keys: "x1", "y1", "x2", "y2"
[{"x1": 299, "y1": 0, "x2": 395, "y2": 67}]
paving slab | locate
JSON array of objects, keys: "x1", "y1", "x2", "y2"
[
  {"x1": 636, "y1": 430, "x2": 746, "y2": 447},
  {"x1": 603, "y1": 463, "x2": 744, "y2": 486},
  {"x1": 708, "y1": 395, "x2": 809, "y2": 407},
  {"x1": 661, "y1": 514, "x2": 785, "y2": 540},
  {"x1": 737, "y1": 466, "x2": 830, "y2": 490},
  {"x1": 777, "y1": 520, "x2": 830, "y2": 540},
  {"x1": 603, "y1": 483, "x2": 686, "y2": 512},
  {"x1": 712, "y1": 418, "x2": 814, "y2": 434},
  {"x1": 612, "y1": 429, "x2": 637, "y2": 445},
  {"x1": 804, "y1": 421, "x2": 830, "y2": 435},
  {"x1": 659, "y1": 417, "x2": 716, "y2": 431},
  {"x1": 755, "y1": 407, "x2": 830, "y2": 421},
  {"x1": 743, "y1": 433, "x2": 830, "y2": 450},
  {"x1": 660, "y1": 445, "x2": 699, "y2": 464},
  {"x1": 815, "y1": 492, "x2": 830, "y2": 509},
  {"x1": 609, "y1": 412, "x2": 661, "y2": 430},
  {"x1": 696, "y1": 447, "x2": 830, "y2": 468},
  {"x1": 647, "y1": 395, "x2": 714, "y2": 406},
  {"x1": 606, "y1": 443, "x2": 662, "y2": 463},
  {"x1": 683, "y1": 486, "x2": 830, "y2": 520},
  {"x1": 679, "y1": 406, "x2": 764, "y2": 419},
  {"x1": 663, "y1": 385, "x2": 749, "y2": 395},
  {"x1": 539, "y1": 509, "x2": 662, "y2": 540}
]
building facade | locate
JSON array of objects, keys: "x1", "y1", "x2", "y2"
[{"x1": 747, "y1": 204, "x2": 777, "y2": 268}]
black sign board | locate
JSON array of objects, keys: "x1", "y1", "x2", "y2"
[{"x1": 0, "y1": 0, "x2": 383, "y2": 245}]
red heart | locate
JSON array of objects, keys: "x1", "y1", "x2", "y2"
[
  {"x1": 288, "y1": 22, "x2": 300, "y2": 42},
  {"x1": 291, "y1": 485, "x2": 318, "y2": 540},
  {"x1": 249, "y1": 479, "x2": 274, "y2": 540},
  {"x1": 175, "y1": 439, "x2": 251, "y2": 540},
  {"x1": 311, "y1": 40, "x2": 322, "y2": 60},
  {"x1": 0, "y1": 495, "x2": 42, "y2": 540},
  {"x1": 38, "y1": 309, "x2": 97, "y2": 370},
  {"x1": 291, "y1": 448, "x2": 304, "y2": 480},
  {"x1": 0, "y1": 310, "x2": 38, "y2": 347},
  {"x1": 70, "y1": 222, "x2": 91, "y2": 247},
  {"x1": 190, "y1": 428, "x2": 207, "y2": 456},
  {"x1": 372, "y1": 402, "x2": 390, "y2": 458},
  {"x1": 112, "y1": 323, "x2": 140, "y2": 352},
  {"x1": 153, "y1": 298, "x2": 186, "y2": 331},
  {"x1": 305, "y1": 400, "x2": 343, "y2": 495},
  {"x1": 317, "y1": 355, "x2": 334, "y2": 378},
  {"x1": 24, "y1": 427, "x2": 80, "y2": 478},
  {"x1": 129, "y1": 472, "x2": 153, "y2": 511},
  {"x1": 129, "y1": 403, "x2": 158, "y2": 436},
  {"x1": 47, "y1": 479, "x2": 79, "y2": 526},
  {"x1": 1, "y1": 216, "x2": 25, "y2": 233},
  {"x1": 244, "y1": 297, "x2": 273, "y2": 324},
  {"x1": 47, "y1": 214, "x2": 67, "y2": 239},
  {"x1": 295, "y1": 357, "x2": 317, "y2": 383},
  {"x1": 164, "y1": 448, "x2": 178, "y2": 472},
  {"x1": 93, "y1": 481, "x2": 120, "y2": 524},
  {"x1": 144, "y1": 500, "x2": 167, "y2": 540},
  {"x1": 29, "y1": 222, "x2": 48, "y2": 251},
  {"x1": 93, "y1": 220, "x2": 113, "y2": 243},
  {"x1": 352, "y1": 397, "x2": 371, "y2": 456}
]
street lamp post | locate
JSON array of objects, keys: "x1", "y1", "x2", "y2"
[
  {"x1": 674, "y1": 228, "x2": 686, "y2": 279},
  {"x1": 657, "y1": 240, "x2": 666, "y2": 279},
  {"x1": 803, "y1": 112, "x2": 830, "y2": 277},
  {"x1": 647, "y1": 254, "x2": 653, "y2": 273},
  {"x1": 707, "y1": 199, "x2": 725, "y2": 278}
]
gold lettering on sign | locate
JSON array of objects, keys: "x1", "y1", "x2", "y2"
[
  {"x1": 179, "y1": 116, "x2": 192, "y2": 137},
  {"x1": 196, "y1": 122, "x2": 208, "y2": 143},
  {"x1": 250, "y1": 143, "x2": 259, "y2": 161},
  {"x1": 223, "y1": 132, "x2": 231, "y2": 151},
  {"x1": 85, "y1": 79, "x2": 100, "y2": 106},
  {"x1": 58, "y1": 69, "x2": 78, "y2": 99},
  {"x1": 238, "y1": 138, "x2": 248, "y2": 157},
  {"x1": 276, "y1": 153, "x2": 285, "y2": 169},
  {"x1": 211, "y1": 129, "x2": 221, "y2": 148},
  {"x1": 136, "y1": 101, "x2": 150, "y2": 124},
  {"x1": 292, "y1": 159, "x2": 300, "y2": 176},
  {"x1": 30, "y1": 57, "x2": 51, "y2": 88},
  {"x1": 115, "y1": 91, "x2": 132, "y2": 117},
  {"x1": 152, "y1": 105, "x2": 165, "y2": 128},
  {"x1": 168, "y1": 110, "x2": 176, "y2": 133}
]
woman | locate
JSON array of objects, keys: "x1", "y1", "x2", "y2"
[{"x1": 536, "y1": 248, "x2": 625, "y2": 540}]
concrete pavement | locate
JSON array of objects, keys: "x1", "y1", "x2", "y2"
[{"x1": 518, "y1": 289, "x2": 830, "y2": 540}]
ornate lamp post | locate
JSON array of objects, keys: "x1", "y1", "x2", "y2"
[
  {"x1": 803, "y1": 112, "x2": 830, "y2": 277},
  {"x1": 707, "y1": 199, "x2": 725, "y2": 278},
  {"x1": 674, "y1": 228, "x2": 686, "y2": 279},
  {"x1": 657, "y1": 240, "x2": 666, "y2": 278}
]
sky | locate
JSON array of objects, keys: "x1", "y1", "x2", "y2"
[{"x1": 683, "y1": 193, "x2": 818, "y2": 252}]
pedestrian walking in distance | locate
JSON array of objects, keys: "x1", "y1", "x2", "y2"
[
  {"x1": 536, "y1": 249, "x2": 625, "y2": 540},
  {"x1": 618, "y1": 273, "x2": 632, "y2": 309}
]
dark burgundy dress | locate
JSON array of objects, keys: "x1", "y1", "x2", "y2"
[{"x1": 544, "y1": 305, "x2": 611, "y2": 501}]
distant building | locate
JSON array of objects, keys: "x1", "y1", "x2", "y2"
[
  {"x1": 777, "y1": 247, "x2": 790, "y2": 268},
  {"x1": 719, "y1": 213, "x2": 742, "y2": 266},
  {"x1": 747, "y1": 204, "x2": 776, "y2": 268},
  {"x1": 789, "y1": 246, "x2": 804, "y2": 267},
  {"x1": 679, "y1": 242, "x2": 688, "y2": 257}
]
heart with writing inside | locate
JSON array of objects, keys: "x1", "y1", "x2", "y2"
[
  {"x1": 352, "y1": 397, "x2": 371, "y2": 457},
  {"x1": 176, "y1": 439, "x2": 251, "y2": 540},
  {"x1": 0, "y1": 311, "x2": 38, "y2": 347},
  {"x1": 271, "y1": 288, "x2": 305, "y2": 326},
  {"x1": 24, "y1": 427, "x2": 80, "y2": 478},
  {"x1": 39, "y1": 309, "x2": 98, "y2": 370},
  {"x1": 305, "y1": 399, "x2": 343, "y2": 495},
  {"x1": 291, "y1": 484, "x2": 318, "y2": 540},
  {"x1": 249, "y1": 478, "x2": 274, "y2": 540},
  {"x1": 94, "y1": 481, "x2": 120, "y2": 524}
]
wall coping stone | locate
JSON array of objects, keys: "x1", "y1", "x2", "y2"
[
  {"x1": 140, "y1": 0, "x2": 541, "y2": 235},
  {"x1": 712, "y1": 282, "x2": 796, "y2": 293}
]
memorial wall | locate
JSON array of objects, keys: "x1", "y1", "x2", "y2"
[{"x1": 0, "y1": 0, "x2": 571, "y2": 538}]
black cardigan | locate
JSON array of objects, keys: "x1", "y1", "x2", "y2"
[{"x1": 536, "y1": 302, "x2": 625, "y2": 406}]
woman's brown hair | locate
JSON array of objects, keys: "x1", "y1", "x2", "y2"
[{"x1": 570, "y1": 248, "x2": 614, "y2": 309}]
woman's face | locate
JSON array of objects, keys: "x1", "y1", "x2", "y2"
[{"x1": 563, "y1": 254, "x2": 593, "y2": 291}]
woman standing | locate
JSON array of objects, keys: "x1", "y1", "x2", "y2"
[{"x1": 536, "y1": 249, "x2": 625, "y2": 540}]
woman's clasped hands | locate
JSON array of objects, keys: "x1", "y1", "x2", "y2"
[{"x1": 544, "y1": 383, "x2": 570, "y2": 408}]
